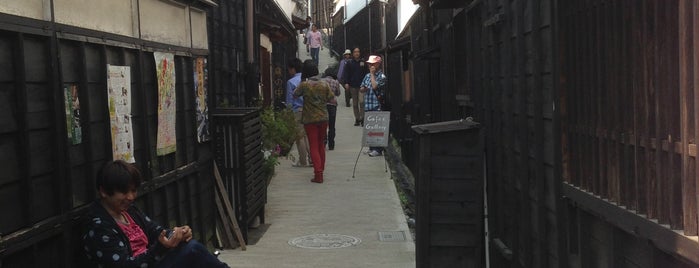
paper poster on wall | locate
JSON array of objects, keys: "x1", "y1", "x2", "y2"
[
  {"x1": 155, "y1": 52, "x2": 177, "y2": 155},
  {"x1": 64, "y1": 84, "x2": 82, "y2": 145},
  {"x1": 107, "y1": 65, "x2": 135, "y2": 163},
  {"x1": 194, "y1": 57, "x2": 210, "y2": 143}
]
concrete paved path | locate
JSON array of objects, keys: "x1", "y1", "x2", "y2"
[{"x1": 218, "y1": 34, "x2": 415, "y2": 267}]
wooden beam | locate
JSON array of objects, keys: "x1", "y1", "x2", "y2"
[
  {"x1": 679, "y1": 0, "x2": 697, "y2": 235},
  {"x1": 213, "y1": 185, "x2": 236, "y2": 248},
  {"x1": 213, "y1": 161, "x2": 247, "y2": 250},
  {"x1": 563, "y1": 183, "x2": 699, "y2": 265}
]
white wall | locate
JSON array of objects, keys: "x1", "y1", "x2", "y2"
[
  {"x1": 398, "y1": 0, "x2": 418, "y2": 35},
  {"x1": 260, "y1": 34, "x2": 273, "y2": 53},
  {"x1": 275, "y1": 0, "x2": 295, "y2": 25},
  {"x1": 0, "y1": 0, "x2": 45, "y2": 20},
  {"x1": 139, "y1": 0, "x2": 189, "y2": 47},
  {"x1": 54, "y1": 0, "x2": 135, "y2": 37},
  {"x1": 335, "y1": 0, "x2": 418, "y2": 39},
  {"x1": 0, "y1": 0, "x2": 209, "y2": 50},
  {"x1": 342, "y1": 0, "x2": 365, "y2": 23},
  {"x1": 190, "y1": 8, "x2": 209, "y2": 49}
]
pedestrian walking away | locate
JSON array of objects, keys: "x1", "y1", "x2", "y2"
[
  {"x1": 342, "y1": 47, "x2": 369, "y2": 126},
  {"x1": 337, "y1": 49, "x2": 352, "y2": 107},
  {"x1": 360, "y1": 55, "x2": 387, "y2": 157},
  {"x1": 303, "y1": 16, "x2": 312, "y2": 54},
  {"x1": 286, "y1": 58, "x2": 311, "y2": 167},
  {"x1": 323, "y1": 70, "x2": 342, "y2": 151},
  {"x1": 294, "y1": 60, "x2": 336, "y2": 183}
]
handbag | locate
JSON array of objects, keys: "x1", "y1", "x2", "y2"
[{"x1": 373, "y1": 87, "x2": 390, "y2": 111}]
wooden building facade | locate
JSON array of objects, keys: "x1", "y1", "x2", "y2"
[
  {"x1": 331, "y1": 1, "x2": 392, "y2": 58},
  {"x1": 0, "y1": 0, "x2": 244, "y2": 267},
  {"x1": 383, "y1": 0, "x2": 699, "y2": 267}
]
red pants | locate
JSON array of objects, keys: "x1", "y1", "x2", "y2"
[{"x1": 304, "y1": 122, "x2": 328, "y2": 175}]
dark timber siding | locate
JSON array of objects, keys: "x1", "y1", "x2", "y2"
[
  {"x1": 560, "y1": 0, "x2": 699, "y2": 266},
  {"x1": 208, "y1": 0, "x2": 249, "y2": 108},
  {"x1": 0, "y1": 13, "x2": 217, "y2": 267},
  {"x1": 459, "y1": 1, "x2": 560, "y2": 267},
  {"x1": 387, "y1": 0, "x2": 699, "y2": 266}
]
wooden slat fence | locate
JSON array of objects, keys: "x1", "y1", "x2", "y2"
[{"x1": 560, "y1": 0, "x2": 698, "y2": 234}]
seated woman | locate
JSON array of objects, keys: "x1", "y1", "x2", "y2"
[{"x1": 82, "y1": 160, "x2": 229, "y2": 268}]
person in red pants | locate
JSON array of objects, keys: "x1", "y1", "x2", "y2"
[{"x1": 294, "y1": 60, "x2": 336, "y2": 183}]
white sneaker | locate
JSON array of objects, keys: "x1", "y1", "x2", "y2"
[{"x1": 368, "y1": 150, "x2": 382, "y2": 157}]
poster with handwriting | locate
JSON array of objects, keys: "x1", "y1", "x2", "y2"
[
  {"x1": 194, "y1": 57, "x2": 210, "y2": 143},
  {"x1": 362, "y1": 111, "x2": 391, "y2": 147},
  {"x1": 107, "y1": 65, "x2": 135, "y2": 163},
  {"x1": 155, "y1": 52, "x2": 177, "y2": 155}
]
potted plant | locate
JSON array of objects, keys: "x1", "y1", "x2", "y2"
[{"x1": 260, "y1": 107, "x2": 301, "y2": 179}]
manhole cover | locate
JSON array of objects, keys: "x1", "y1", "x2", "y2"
[
  {"x1": 288, "y1": 234, "x2": 361, "y2": 249},
  {"x1": 378, "y1": 231, "x2": 406, "y2": 242}
]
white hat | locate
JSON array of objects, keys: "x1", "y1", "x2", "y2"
[
  {"x1": 343, "y1": 49, "x2": 351, "y2": 55},
  {"x1": 366, "y1": 55, "x2": 382, "y2": 64}
]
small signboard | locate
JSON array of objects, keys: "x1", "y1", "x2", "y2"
[{"x1": 362, "y1": 111, "x2": 390, "y2": 147}]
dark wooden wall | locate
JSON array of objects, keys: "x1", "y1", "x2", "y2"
[
  {"x1": 331, "y1": 6, "x2": 345, "y2": 54},
  {"x1": 385, "y1": 0, "x2": 699, "y2": 266},
  {"x1": 208, "y1": 0, "x2": 249, "y2": 108},
  {"x1": 560, "y1": 0, "x2": 699, "y2": 266},
  {"x1": 462, "y1": 1, "x2": 560, "y2": 267},
  {"x1": 0, "y1": 13, "x2": 218, "y2": 267},
  {"x1": 387, "y1": 1, "x2": 562, "y2": 266}
]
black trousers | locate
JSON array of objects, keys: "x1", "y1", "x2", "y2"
[{"x1": 326, "y1": 104, "x2": 337, "y2": 147}]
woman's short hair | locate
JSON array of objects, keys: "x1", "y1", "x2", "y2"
[
  {"x1": 96, "y1": 160, "x2": 143, "y2": 195},
  {"x1": 301, "y1": 60, "x2": 319, "y2": 80}
]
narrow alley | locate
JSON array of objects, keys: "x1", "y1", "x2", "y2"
[{"x1": 218, "y1": 37, "x2": 416, "y2": 267}]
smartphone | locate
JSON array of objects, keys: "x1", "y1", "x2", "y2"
[{"x1": 165, "y1": 229, "x2": 174, "y2": 239}]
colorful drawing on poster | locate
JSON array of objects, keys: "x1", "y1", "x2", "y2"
[
  {"x1": 64, "y1": 84, "x2": 82, "y2": 145},
  {"x1": 194, "y1": 57, "x2": 210, "y2": 143},
  {"x1": 154, "y1": 52, "x2": 177, "y2": 155},
  {"x1": 107, "y1": 65, "x2": 135, "y2": 163}
]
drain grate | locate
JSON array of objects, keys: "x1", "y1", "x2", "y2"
[{"x1": 378, "y1": 231, "x2": 406, "y2": 242}]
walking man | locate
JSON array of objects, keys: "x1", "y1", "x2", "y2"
[
  {"x1": 336, "y1": 49, "x2": 352, "y2": 107},
  {"x1": 342, "y1": 47, "x2": 368, "y2": 126},
  {"x1": 286, "y1": 58, "x2": 311, "y2": 167},
  {"x1": 323, "y1": 71, "x2": 342, "y2": 150},
  {"x1": 303, "y1": 16, "x2": 312, "y2": 54}
]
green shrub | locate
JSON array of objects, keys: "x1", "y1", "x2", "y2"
[{"x1": 260, "y1": 107, "x2": 301, "y2": 178}]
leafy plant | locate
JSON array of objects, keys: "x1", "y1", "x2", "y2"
[{"x1": 260, "y1": 107, "x2": 301, "y2": 178}]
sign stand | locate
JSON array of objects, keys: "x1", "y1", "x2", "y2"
[{"x1": 352, "y1": 111, "x2": 390, "y2": 178}]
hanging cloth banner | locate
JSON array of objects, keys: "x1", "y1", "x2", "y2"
[
  {"x1": 107, "y1": 65, "x2": 136, "y2": 163},
  {"x1": 155, "y1": 52, "x2": 177, "y2": 155},
  {"x1": 194, "y1": 57, "x2": 210, "y2": 143}
]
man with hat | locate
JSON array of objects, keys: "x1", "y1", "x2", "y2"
[
  {"x1": 343, "y1": 47, "x2": 369, "y2": 126},
  {"x1": 360, "y1": 55, "x2": 387, "y2": 157},
  {"x1": 336, "y1": 49, "x2": 352, "y2": 107}
]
